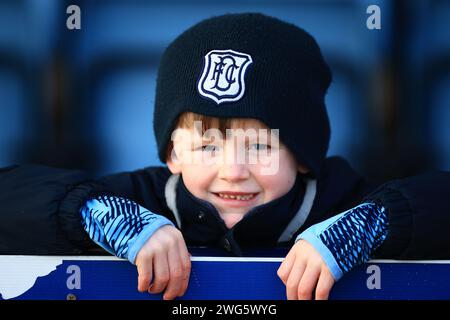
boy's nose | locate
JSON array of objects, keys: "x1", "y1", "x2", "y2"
[
  {"x1": 217, "y1": 140, "x2": 250, "y2": 182},
  {"x1": 218, "y1": 161, "x2": 250, "y2": 183}
]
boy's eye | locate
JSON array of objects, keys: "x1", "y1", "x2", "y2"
[
  {"x1": 202, "y1": 144, "x2": 218, "y2": 152},
  {"x1": 248, "y1": 143, "x2": 271, "y2": 151}
]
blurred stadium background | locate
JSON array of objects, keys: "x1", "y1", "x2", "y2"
[{"x1": 0, "y1": 0, "x2": 449, "y2": 185}]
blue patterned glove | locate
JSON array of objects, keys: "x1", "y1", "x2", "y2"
[
  {"x1": 80, "y1": 195, "x2": 175, "y2": 264},
  {"x1": 296, "y1": 202, "x2": 388, "y2": 280}
]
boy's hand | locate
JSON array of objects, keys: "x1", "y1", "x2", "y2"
[
  {"x1": 135, "y1": 225, "x2": 191, "y2": 300},
  {"x1": 277, "y1": 240, "x2": 335, "y2": 300}
]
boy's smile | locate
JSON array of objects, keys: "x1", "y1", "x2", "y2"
[
  {"x1": 167, "y1": 116, "x2": 307, "y2": 229},
  {"x1": 210, "y1": 190, "x2": 261, "y2": 209},
  {"x1": 213, "y1": 191, "x2": 259, "y2": 202}
]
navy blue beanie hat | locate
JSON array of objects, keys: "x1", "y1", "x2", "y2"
[{"x1": 153, "y1": 13, "x2": 332, "y2": 177}]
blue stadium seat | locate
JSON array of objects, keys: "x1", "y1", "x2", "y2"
[
  {"x1": 429, "y1": 74, "x2": 450, "y2": 171},
  {"x1": 427, "y1": 2, "x2": 450, "y2": 170},
  {"x1": 325, "y1": 71, "x2": 367, "y2": 172},
  {"x1": 0, "y1": 0, "x2": 59, "y2": 64},
  {"x1": 407, "y1": 1, "x2": 450, "y2": 170},
  {"x1": 92, "y1": 67, "x2": 161, "y2": 175},
  {"x1": 0, "y1": 0, "x2": 59, "y2": 166},
  {"x1": 0, "y1": 68, "x2": 28, "y2": 167}
]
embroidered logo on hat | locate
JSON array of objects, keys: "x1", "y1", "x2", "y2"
[{"x1": 197, "y1": 49, "x2": 253, "y2": 104}]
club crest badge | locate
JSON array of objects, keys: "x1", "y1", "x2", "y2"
[{"x1": 197, "y1": 49, "x2": 253, "y2": 104}]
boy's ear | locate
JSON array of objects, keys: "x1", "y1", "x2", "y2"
[
  {"x1": 298, "y1": 163, "x2": 309, "y2": 175},
  {"x1": 166, "y1": 144, "x2": 182, "y2": 174}
]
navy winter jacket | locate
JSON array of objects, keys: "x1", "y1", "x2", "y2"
[{"x1": 0, "y1": 156, "x2": 449, "y2": 259}]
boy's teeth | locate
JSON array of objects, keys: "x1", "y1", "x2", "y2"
[{"x1": 218, "y1": 193, "x2": 255, "y2": 200}]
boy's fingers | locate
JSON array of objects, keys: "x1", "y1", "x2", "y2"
[
  {"x1": 315, "y1": 269, "x2": 335, "y2": 300},
  {"x1": 277, "y1": 251, "x2": 296, "y2": 285},
  {"x1": 163, "y1": 249, "x2": 184, "y2": 300},
  {"x1": 137, "y1": 257, "x2": 153, "y2": 292},
  {"x1": 297, "y1": 263, "x2": 321, "y2": 300},
  {"x1": 177, "y1": 238, "x2": 191, "y2": 275},
  {"x1": 148, "y1": 251, "x2": 170, "y2": 294},
  {"x1": 178, "y1": 271, "x2": 191, "y2": 297},
  {"x1": 285, "y1": 259, "x2": 305, "y2": 300},
  {"x1": 177, "y1": 240, "x2": 191, "y2": 296}
]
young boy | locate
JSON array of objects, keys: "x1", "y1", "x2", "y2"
[{"x1": 1, "y1": 13, "x2": 450, "y2": 300}]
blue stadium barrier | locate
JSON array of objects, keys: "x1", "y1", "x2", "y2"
[{"x1": 2, "y1": 251, "x2": 450, "y2": 300}]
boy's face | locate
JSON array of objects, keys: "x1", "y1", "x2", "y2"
[{"x1": 166, "y1": 118, "x2": 308, "y2": 229}]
